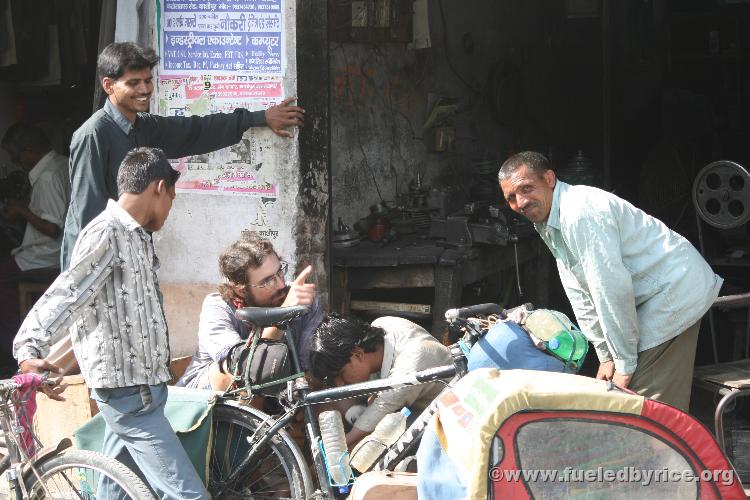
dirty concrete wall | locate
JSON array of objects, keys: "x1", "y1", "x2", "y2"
[
  {"x1": 150, "y1": 1, "x2": 316, "y2": 357},
  {"x1": 330, "y1": 0, "x2": 604, "y2": 226},
  {"x1": 295, "y1": 0, "x2": 330, "y2": 309},
  {"x1": 330, "y1": 42, "x2": 426, "y2": 224}
]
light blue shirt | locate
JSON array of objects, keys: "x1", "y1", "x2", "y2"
[{"x1": 535, "y1": 181, "x2": 722, "y2": 375}]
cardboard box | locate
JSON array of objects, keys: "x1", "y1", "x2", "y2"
[
  {"x1": 349, "y1": 471, "x2": 418, "y2": 500},
  {"x1": 33, "y1": 374, "x2": 98, "y2": 448},
  {"x1": 33, "y1": 356, "x2": 193, "y2": 448}
]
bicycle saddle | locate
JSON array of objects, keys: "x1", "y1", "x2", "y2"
[{"x1": 235, "y1": 305, "x2": 310, "y2": 327}]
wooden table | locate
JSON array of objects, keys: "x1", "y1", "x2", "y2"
[{"x1": 330, "y1": 235, "x2": 541, "y2": 337}]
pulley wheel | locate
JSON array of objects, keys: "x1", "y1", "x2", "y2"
[{"x1": 692, "y1": 160, "x2": 750, "y2": 229}]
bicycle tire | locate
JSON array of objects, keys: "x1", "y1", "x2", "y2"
[
  {"x1": 24, "y1": 448, "x2": 154, "y2": 499},
  {"x1": 209, "y1": 400, "x2": 312, "y2": 500}
]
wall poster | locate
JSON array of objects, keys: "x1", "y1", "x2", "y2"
[{"x1": 157, "y1": 0, "x2": 284, "y2": 196}]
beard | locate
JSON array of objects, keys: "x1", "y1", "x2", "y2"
[
  {"x1": 241, "y1": 285, "x2": 289, "y2": 307},
  {"x1": 270, "y1": 285, "x2": 290, "y2": 307}
]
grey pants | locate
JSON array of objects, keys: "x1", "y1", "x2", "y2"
[{"x1": 628, "y1": 320, "x2": 701, "y2": 412}]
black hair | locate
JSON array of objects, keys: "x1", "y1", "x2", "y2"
[
  {"x1": 498, "y1": 151, "x2": 551, "y2": 182},
  {"x1": 1, "y1": 123, "x2": 51, "y2": 155},
  {"x1": 309, "y1": 313, "x2": 385, "y2": 385},
  {"x1": 117, "y1": 147, "x2": 180, "y2": 196},
  {"x1": 97, "y1": 42, "x2": 159, "y2": 80}
]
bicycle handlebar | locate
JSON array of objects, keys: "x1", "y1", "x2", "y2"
[
  {"x1": 0, "y1": 373, "x2": 56, "y2": 401},
  {"x1": 445, "y1": 303, "x2": 505, "y2": 321},
  {"x1": 0, "y1": 380, "x2": 21, "y2": 395}
]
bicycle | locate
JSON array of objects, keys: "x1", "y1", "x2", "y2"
[
  {"x1": 0, "y1": 375, "x2": 154, "y2": 499},
  {"x1": 205, "y1": 301, "x2": 508, "y2": 499}
]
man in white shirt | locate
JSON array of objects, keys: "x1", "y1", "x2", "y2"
[
  {"x1": 498, "y1": 151, "x2": 722, "y2": 410},
  {"x1": 0, "y1": 123, "x2": 70, "y2": 358}
]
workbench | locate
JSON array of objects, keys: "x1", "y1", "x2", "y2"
[
  {"x1": 691, "y1": 292, "x2": 750, "y2": 480},
  {"x1": 330, "y1": 235, "x2": 542, "y2": 336}
]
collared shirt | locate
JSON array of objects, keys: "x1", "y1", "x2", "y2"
[
  {"x1": 354, "y1": 317, "x2": 452, "y2": 433},
  {"x1": 61, "y1": 99, "x2": 266, "y2": 269},
  {"x1": 14, "y1": 200, "x2": 172, "y2": 389},
  {"x1": 177, "y1": 292, "x2": 324, "y2": 388},
  {"x1": 535, "y1": 181, "x2": 723, "y2": 375},
  {"x1": 12, "y1": 151, "x2": 70, "y2": 270}
]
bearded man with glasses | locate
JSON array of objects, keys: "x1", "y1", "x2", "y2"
[{"x1": 177, "y1": 231, "x2": 322, "y2": 390}]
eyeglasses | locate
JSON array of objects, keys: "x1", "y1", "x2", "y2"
[{"x1": 247, "y1": 262, "x2": 288, "y2": 288}]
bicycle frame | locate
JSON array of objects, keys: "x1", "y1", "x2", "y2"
[
  {"x1": 0, "y1": 380, "x2": 27, "y2": 498},
  {"x1": 219, "y1": 325, "x2": 461, "y2": 497},
  {"x1": 218, "y1": 364, "x2": 457, "y2": 495},
  {"x1": 0, "y1": 380, "x2": 74, "y2": 499},
  {"x1": 222, "y1": 302, "x2": 506, "y2": 498}
]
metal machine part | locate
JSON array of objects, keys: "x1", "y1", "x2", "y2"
[
  {"x1": 429, "y1": 215, "x2": 510, "y2": 248},
  {"x1": 693, "y1": 160, "x2": 750, "y2": 229},
  {"x1": 557, "y1": 150, "x2": 598, "y2": 186},
  {"x1": 428, "y1": 202, "x2": 534, "y2": 249},
  {"x1": 692, "y1": 160, "x2": 750, "y2": 364},
  {"x1": 332, "y1": 218, "x2": 361, "y2": 248}
]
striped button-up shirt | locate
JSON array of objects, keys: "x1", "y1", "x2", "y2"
[{"x1": 14, "y1": 200, "x2": 172, "y2": 388}]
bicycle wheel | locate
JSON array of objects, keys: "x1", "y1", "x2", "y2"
[
  {"x1": 24, "y1": 448, "x2": 154, "y2": 499},
  {"x1": 209, "y1": 400, "x2": 312, "y2": 499}
]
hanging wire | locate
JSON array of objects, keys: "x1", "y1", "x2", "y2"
[{"x1": 438, "y1": 0, "x2": 482, "y2": 94}]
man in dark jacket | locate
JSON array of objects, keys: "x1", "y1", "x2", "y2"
[{"x1": 62, "y1": 42, "x2": 304, "y2": 269}]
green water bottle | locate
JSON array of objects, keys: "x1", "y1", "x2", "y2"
[{"x1": 547, "y1": 330, "x2": 587, "y2": 365}]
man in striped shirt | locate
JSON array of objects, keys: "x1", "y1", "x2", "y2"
[{"x1": 14, "y1": 147, "x2": 208, "y2": 499}]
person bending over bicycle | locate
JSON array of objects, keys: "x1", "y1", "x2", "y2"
[
  {"x1": 310, "y1": 314, "x2": 451, "y2": 448},
  {"x1": 13, "y1": 147, "x2": 209, "y2": 499},
  {"x1": 177, "y1": 231, "x2": 322, "y2": 391}
]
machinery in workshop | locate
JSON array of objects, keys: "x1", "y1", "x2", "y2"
[
  {"x1": 693, "y1": 160, "x2": 750, "y2": 236},
  {"x1": 332, "y1": 162, "x2": 534, "y2": 251},
  {"x1": 428, "y1": 200, "x2": 532, "y2": 249},
  {"x1": 428, "y1": 159, "x2": 534, "y2": 249},
  {"x1": 330, "y1": 161, "x2": 540, "y2": 322},
  {"x1": 691, "y1": 161, "x2": 750, "y2": 479},
  {"x1": 693, "y1": 159, "x2": 750, "y2": 275},
  {"x1": 692, "y1": 160, "x2": 750, "y2": 363}
]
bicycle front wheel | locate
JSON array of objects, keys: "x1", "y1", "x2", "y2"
[
  {"x1": 209, "y1": 400, "x2": 312, "y2": 500},
  {"x1": 24, "y1": 448, "x2": 154, "y2": 499}
]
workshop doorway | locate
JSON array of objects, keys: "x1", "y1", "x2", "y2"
[{"x1": 326, "y1": 0, "x2": 750, "y2": 366}]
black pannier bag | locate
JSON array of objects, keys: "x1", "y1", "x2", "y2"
[{"x1": 226, "y1": 339, "x2": 298, "y2": 395}]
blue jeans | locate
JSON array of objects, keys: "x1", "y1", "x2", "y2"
[{"x1": 90, "y1": 383, "x2": 209, "y2": 499}]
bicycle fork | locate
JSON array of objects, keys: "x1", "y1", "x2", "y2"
[
  {"x1": 302, "y1": 405, "x2": 337, "y2": 499},
  {"x1": 1, "y1": 406, "x2": 26, "y2": 500},
  {"x1": 285, "y1": 328, "x2": 337, "y2": 498}
]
